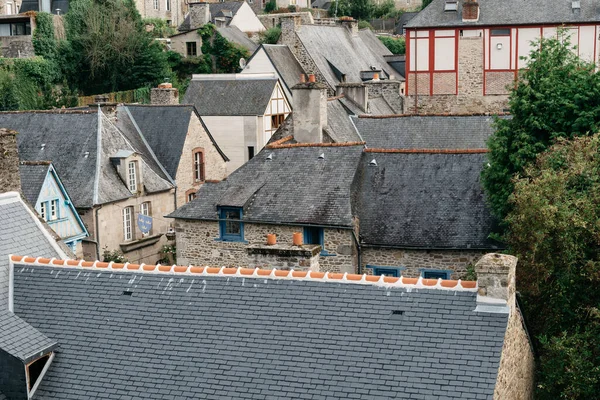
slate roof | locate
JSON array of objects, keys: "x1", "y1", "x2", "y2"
[
  {"x1": 10, "y1": 260, "x2": 508, "y2": 399},
  {"x1": 295, "y1": 25, "x2": 403, "y2": 88},
  {"x1": 169, "y1": 145, "x2": 364, "y2": 226},
  {"x1": 406, "y1": 0, "x2": 600, "y2": 28},
  {"x1": 0, "y1": 110, "x2": 174, "y2": 208},
  {"x1": 0, "y1": 192, "x2": 65, "y2": 311},
  {"x1": 0, "y1": 309, "x2": 57, "y2": 363},
  {"x1": 18, "y1": 162, "x2": 50, "y2": 206},
  {"x1": 326, "y1": 99, "x2": 362, "y2": 143},
  {"x1": 179, "y1": 1, "x2": 244, "y2": 30},
  {"x1": 354, "y1": 152, "x2": 500, "y2": 249},
  {"x1": 217, "y1": 26, "x2": 258, "y2": 52},
  {"x1": 261, "y1": 44, "x2": 306, "y2": 94},
  {"x1": 351, "y1": 115, "x2": 500, "y2": 149},
  {"x1": 183, "y1": 78, "x2": 278, "y2": 116},
  {"x1": 396, "y1": 11, "x2": 418, "y2": 34}
]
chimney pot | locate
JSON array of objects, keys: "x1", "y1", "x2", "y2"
[
  {"x1": 158, "y1": 82, "x2": 173, "y2": 89},
  {"x1": 308, "y1": 74, "x2": 316, "y2": 83},
  {"x1": 299, "y1": 74, "x2": 306, "y2": 83},
  {"x1": 372, "y1": 73, "x2": 380, "y2": 81}
]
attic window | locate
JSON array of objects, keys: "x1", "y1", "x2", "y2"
[
  {"x1": 27, "y1": 352, "x2": 53, "y2": 396},
  {"x1": 444, "y1": 0, "x2": 458, "y2": 11},
  {"x1": 127, "y1": 161, "x2": 138, "y2": 193},
  {"x1": 572, "y1": 0, "x2": 581, "y2": 9}
]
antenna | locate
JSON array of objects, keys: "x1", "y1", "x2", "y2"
[{"x1": 239, "y1": 58, "x2": 247, "y2": 69}]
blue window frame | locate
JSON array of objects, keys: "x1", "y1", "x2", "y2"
[
  {"x1": 421, "y1": 269, "x2": 452, "y2": 280},
  {"x1": 218, "y1": 207, "x2": 244, "y2": 242},
  {"x1": 368, "y1": 265, "x2": 404, "y2": 277},
  {"x1": 303, "y1": 226, "x2": 333, "y2": 256}
]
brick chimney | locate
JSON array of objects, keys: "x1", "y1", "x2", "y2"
[
  {"x1": 462, "y1": 0, "x2": 479, "y2": 22},
  {"x1": 0, "y1": 129, "x2": 22, "y2": 193},
  {"x1": 151, "y1": 83, "x2": 179, "y2": 105},
  {"x1": 292, "y1": 74, "x2": 327, "y2": 144},
  {"x1": 475, "y1": 253, "x2": 517, "y2": 303},
  {"x1": 189, "y1": 2, "x2": 211, "y2": 29}
]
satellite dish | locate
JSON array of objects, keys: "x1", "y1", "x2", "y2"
[{"x1": 239, "y1": 58, "x2": 247, "y2": 69}]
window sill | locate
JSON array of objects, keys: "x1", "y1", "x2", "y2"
[
  {"x1": 320, "y1": 251, "x2": 337, "y2": 257},
  {"x1": 214, "y1": 237, "x2": 248, "y2": 244},
  {"x1": 120, "y1": 233, "x2": 163, "y2": 252}
]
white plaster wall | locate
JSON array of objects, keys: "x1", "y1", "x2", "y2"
[
  {"x1": 230, "y1": 2, "x2": 265, "y2": 32},
  {"x1": 409, "y1": 35, "x2": 429, "y2": 71},
  {"x1": 434, "y1": 37, "x2": 455, "y2": 70},
  {"x1": 202, "y1": 115, "x2": 252, "y2": 174},
  {"x1": 490, "y1": 36, "x2": 510, "y2": 70},
  {"x1": 517, "y1": 28, "x2": 540, "y2": 68},
  {"x1": 170, "y1": 30, "x2": 202, "y2": 58},
  {"x1": 242, "y1": 48, "x2": 295, "y2": 99},
  {"x1": 579, "y1": 25, "x2": 595, "y2": 62}
]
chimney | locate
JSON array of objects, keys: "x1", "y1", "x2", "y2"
[
  {"x1": 292, "y1": 74, "x2": 328, "y2": 144},
  {"x1": 339, "y1": 17, "x2": 358, "y2": 37},
  {"x1": 462, "y1": 0, "x2": 479, "y2": 22},
  {"x1": 280, "y1": 16, "x2": 302, "y2": 47},
  {"x1": 336, "y1": 83, "x2": 368, "y2": 113},
  {"x1": 0, "y1": 129, "x2": 22, "y2": 193},
  {"x1": 475, "y1": 253, "x2": 517, "y2": 303},
  {"x1": 189, "y1": 2, "x2": 211, "y2": 29},
  {"x1": 151, "y1": 83, "x2": 179, "y2": 105}
]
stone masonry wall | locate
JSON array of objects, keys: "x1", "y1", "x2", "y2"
[
  {"x1": 0, "y1": 36, "x2": 34, "y2": 58},
  {"x1": 175, "y1": 219, "x2": 356, "y2": 272},
  {"x1": 362, "y1": 247, "x2": 485, "y2": 279},
  {"x1": 0, "y1": 129, "x2": 21, "y2": 193},
  {"x1": 405, "y1": 36, "x2": 509, "y2": 114},
  {"x1": 364, "y1": 80, "x2": 403, "y2": 113},
  {"x1": 175, "y1": 111, "x2": 228, "y2": 207},
  {"x1": 258, "y1": 12, "x2": 314, "y2": 30}
]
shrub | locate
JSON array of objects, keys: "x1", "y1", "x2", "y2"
[
  {"x1": 259, "y1": 27, "x2": 281, "y2": 44},
  {"x1": 264, "y1": 0, "x2": 277, "y2": 13},
  {"x1": 378, "y1": 35, "x2": 405, "y2": 54},
  {"x1": 358, "y1": 20, "x2": 373, "y2": 30}
]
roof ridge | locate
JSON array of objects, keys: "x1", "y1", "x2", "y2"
[
  {"x1": 20, "y1": 160, "x2": 52, "y2": 165},
  {"x1": 357, "y1": 112, "x2": 510, "y2": 119},
  {"x1": 0, "y1": 109, "x2": 95, "y2": 115},
  {"x1": 10, "y1": 255, "x2": 478, "y2": 292},
  {"x1": 365, "y1": 148, "x2": 489, "y2": 154},
  {"x1": 266, "y1": 141, "x2": 366, "y2": 149}
]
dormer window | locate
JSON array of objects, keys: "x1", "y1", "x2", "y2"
[{"x1": 128, "y1": 161, "x2": 137, "y2": 193}]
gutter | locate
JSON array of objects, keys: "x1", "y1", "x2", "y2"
[
  {"x1": 94, "y1": 204, "x2": 103, "y2": 260},
  {"x1": 360, "y1": 243, "x2": 505, "y2": 251},
  {"x1": 351, "y1": 229, "x2": 362, "y2": 274},
  {"x1": 167, "y1": 216, "x2": 354, "y2": 231}
]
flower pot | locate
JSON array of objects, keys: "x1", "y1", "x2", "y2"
[
  {"x1": 292, "y1": 232, "x2": 303, "y2": 246},
  {"x1": 266, "y1": 234, "x2": 276, "y2": 245}
]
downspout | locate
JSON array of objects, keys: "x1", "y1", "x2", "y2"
[
  {"x1": 94, "y1": 205, "x2": 102, "y2": 260},
  {"x1": 351, "y1": 229, "x2": 362, "y2": 275}
]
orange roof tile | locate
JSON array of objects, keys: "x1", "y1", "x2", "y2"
[{"x1": 9, "y1": 255, "x2": 478, "y2": 292}]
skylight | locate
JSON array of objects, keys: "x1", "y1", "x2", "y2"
[{"x1": 444, "y1": 0, "x2": 458, "y2": 11}]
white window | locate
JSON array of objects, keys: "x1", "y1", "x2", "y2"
[
  {"x1": 40, "y1": 202, "x2": 47, "y2": 221},
  {"x1": 6, "y1": 2, "x2": 13, "y2": 14},
  {"x1": 194, "y1": 150, "x2": 204, "y2": 181},
  {"x1": 153, "y1": 0, "x2": 158, "y2": 9},
  {"x1": 166, "y1": 0, "x2": 170, "y2": 11},
  {"x1": 187, "y1": 192, "x2": 196, "y2": 202},
  {"x1": 128, "y1": 161, "x2": 137, "y2": 193},
  {"x1": 140, "y1": 202, "x2": 150, "y2": 216},
  {"x1": 50, "y1": 199, "x2": 59, "y2": 220},
  {"x1": 123, "y1": 206, "x2": 133, "y2": 241}
]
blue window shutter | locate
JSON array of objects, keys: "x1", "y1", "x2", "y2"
[{"x1": 421, "y1": 269, "x2": 452, "y2": 280}]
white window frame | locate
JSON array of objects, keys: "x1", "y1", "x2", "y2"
[
  {"x1": 50, "y1": 199, "x2": 59, "y2": 220},
  {"x1": 166, "y1": 0, "x2": 171, "y2": 11},
  {"x1": 40, "y1": 202, "x2": 47, "y2": 221},
  {"x1": 187, "y1": 192, "x2": 196, "y2": 202},
  {"x1": 140, "y1": 202, "x2": 150, "y2": 216},
  {"x1": 6, "y1": 2, "x2": 13, "y2": 14},
  {"x1": 194, "y1": 151, "x2": 204, "y2": 181},
  {"x1": 123, "y1": 206, "x2": 133, "y2": 241},
  {"x1": 153, "y1": 0, "x2": 158, "y2": 9},
  {"x1": 128, "y1": 161, "x2": 137, "y2": 193}
]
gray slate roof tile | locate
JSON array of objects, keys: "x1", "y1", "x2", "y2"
[
  {"x1": 11, "y1": 264, "x2": 508, "y2": 399},
  {"x1": 0, "y1": 309, "x2": 57, "y2": 363},
  {"x1": 406, "y1": 0, "x2": 600, "y2": 28},
  {"x1": 261, "y1": 44, "x2": 306, "y2": 94},
  {"x1": 18, "y1": 163, "x2": 50, "y2": 205},
  {"x1": 183, "y1": 78, "x2": 277, "y2": 116}
]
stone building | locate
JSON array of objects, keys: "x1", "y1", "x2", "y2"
[
  {"x1": 183, "y1": 72, "x2": 291, "y2": 173},
  {"x1": 393, "y1": 0, "x2": 421, "y2": 11},
  {"x1": 404, "y1": 0, "x2": 600, "y2": 113},
  {"x1": 170, "y1": 25, "x2": 257, "y2": 58},
  {"x1": 3, "y1": 251, "x2": 533, "y2": 399},
  {"x1": 170, "y1": 82, "x2": 502, "y2": 278},
  {"x1": 0, "y1": 14, "x2": 34, "y2": 58},
  {"x1": 178, "y1": 1, "x2": 265, "y2": 33}
]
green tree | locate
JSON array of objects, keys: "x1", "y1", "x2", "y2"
[
  {"x1": 259, "y1": 27, "x2": 281, "y2": 44},
  {"x1": 63, "y1": 0, "x2": 169, "y2": 94},
  {"x1": 264, "y1": 0, "x2": 277, "y2": 12},
  {"x1": 506, "y1": 134, "x2": 600, "y2": 399},
  {"x1": 349, "y1": 0, "x2": 373, "y2": 20},
  {"x1": 198, "y1": 24, "x2": 249, "y2": 73},
  {"x1": 421, "y1": 0, "x2": 433, "y2": 9},
  {"x1": 482, "y1": 32, "x2": 600, "y2": 222},
  {"x1": 378, "y1": 35, "x2": 405, "y2": 54},
  {"x1": 372, "y1": 0, "x2": 394, "y2": 18}
]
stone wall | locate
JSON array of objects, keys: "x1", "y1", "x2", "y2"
[
  {"x1": 364, "y1": 80, "x2": 403, "y2": 114},
  {"x1": 150, "y1": 86, "x2": 179, "y2": 105},
  {"x1": 0, "y1": 35, "x2": 34, "y2": 58},
  {"x1": 0, "y1": 129, "x2": 21, "y2": 193},
  {"x1": 361, "y1": 247, "x2": 485, "y2": 279},
  {"x1": 175, "y1": 219, "x2": 356, "y2": 272},
  {"x1": 258, "y1": 12, "x2": 314, "y2": 30},
  {"x1": 247, "y1": 243, "x2": 321, "y2": 270},
  {"x1": 405, "y1": 36, "x2": 510, "y2": 114}
]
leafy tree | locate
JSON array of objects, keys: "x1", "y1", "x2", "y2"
[
  {"x1": 421, "y1": 0, "x2": 433, "y2": 9},
  {"x1": 198, "y1": 24, "x2": 249, "y2": 73},
  {"x1": 482, "y1": 32, "x2": 600, "y2": 222},
  {"x1": 143, "y1": 18, "x2": 177, "y2": 38},
  {"x1": 264, "y1": 0, "x2": 277, "y2": 13},
  {"x1": 372, "y1": 0, "x2": 394, "y2": 18},
  {"x1": 32, "y1": 12, "x2": 57, "y2": 60},
  {"x1": 63, "y1": 0, "x2": 169, "y2": 94},
  {"x1": 349, "y1": 0, "x2": 373, "y2": 20},
  {"x1": 259, "y1": 27, "x2": 281, "y2": 44},
  {"x1": 357, "y1": 20, "x2": 373, "y2": 30},
  {"x1": 378, "y1": 35, "x2": 405, "y2": 54},
  {"x1": 506, "y1": 134, "x2": 600, "y2": 399}
]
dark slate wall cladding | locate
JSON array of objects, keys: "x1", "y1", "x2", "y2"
[{"x1": 13, "y1": 265, "x2": 507, "y2": 399}]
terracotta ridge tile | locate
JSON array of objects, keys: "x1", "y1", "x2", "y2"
[
  {"x1": 10, "y1": 256, "x2": 478, "y2": 292},
  {"x1": 357, "y1": 112, "x2": 510, "y2": 119},
  {"x1": 267, "y1": 135, "x2": 294, "y2": 147},
  {"x1": 267, "y1": 141, "x2": 366, "y2": 149},
  {"x1": 327, "y1": 94, "x2": 345, "y2": 101},
  {"x1": 364, "y1": 148, "x2": 489, "y2": 154}
]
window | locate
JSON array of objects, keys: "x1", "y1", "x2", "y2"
[
  {"x1": 40, "y1": 202, "x2": 47, "y2": 221},
  {"x1": 10, "y1": 22, "x2": 31, "y2": 36},
  {"x1": 248, "y1": 146, "x2": 255, "y2": 160},
  {"x1": 490, "y1": 28, "x2": 511, "y2": 36},
  {"x1": 271, "y1": 114, "x2": 285, "y2": 129},
  {"x1": 6, "y1": 2, "x2": 13, "y2": 14},
  {"x1": 187, "y1": 191, "x2": 196, "y2": 202},
  {"x1": 193, "y1": 149, "x2": 205, "y2": 182},
  {"x1": 123, "y1": 206, "x2": 134, "y2": 241},
  {"x1": 166, "y1": 0, "x2": 170, "y2": 11},
  {"x1": 140, "y1": 202, "x2": 151, "y2": 236},
  {"x1": 49, "y1": 199, "x2": 59, "y2": 220},
  {"x1": 303, "y1": 226, "x2": 332, "y2": 256},
  {"x1": 27, "y1": 353, "x2": 52, "y2": 395},
  {"x1": 153, "y1": 0, "x2": 158, "y2": 9},
  {"x1": 372, "y1": 266, "x2": 403, "y2": 277},
  {"x1": 421, "y1": 269, "x2": 452, "y2": 280},
  {"x1": 219, "y1": 207, "x2": 243, "y2": 241},
  {"x1": 186, "y1": 42, "x2": 197, "y2": 57},
  {"x1": 128, "y1": 161, "x2": 137, "y2": 193}
]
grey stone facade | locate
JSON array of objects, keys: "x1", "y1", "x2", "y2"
[
  {"x1": 150, "y1": 85, "x2": 179, "y2": 105},
  {"x1": 0, "y1": 129, "x2": 21, "y2": 193},
  {"x1": 258, "y1": 12, "x2": 314, "y2": 30},
  {"x1": 0, "y1": 35, "x2": 34, "y2": 58}
]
